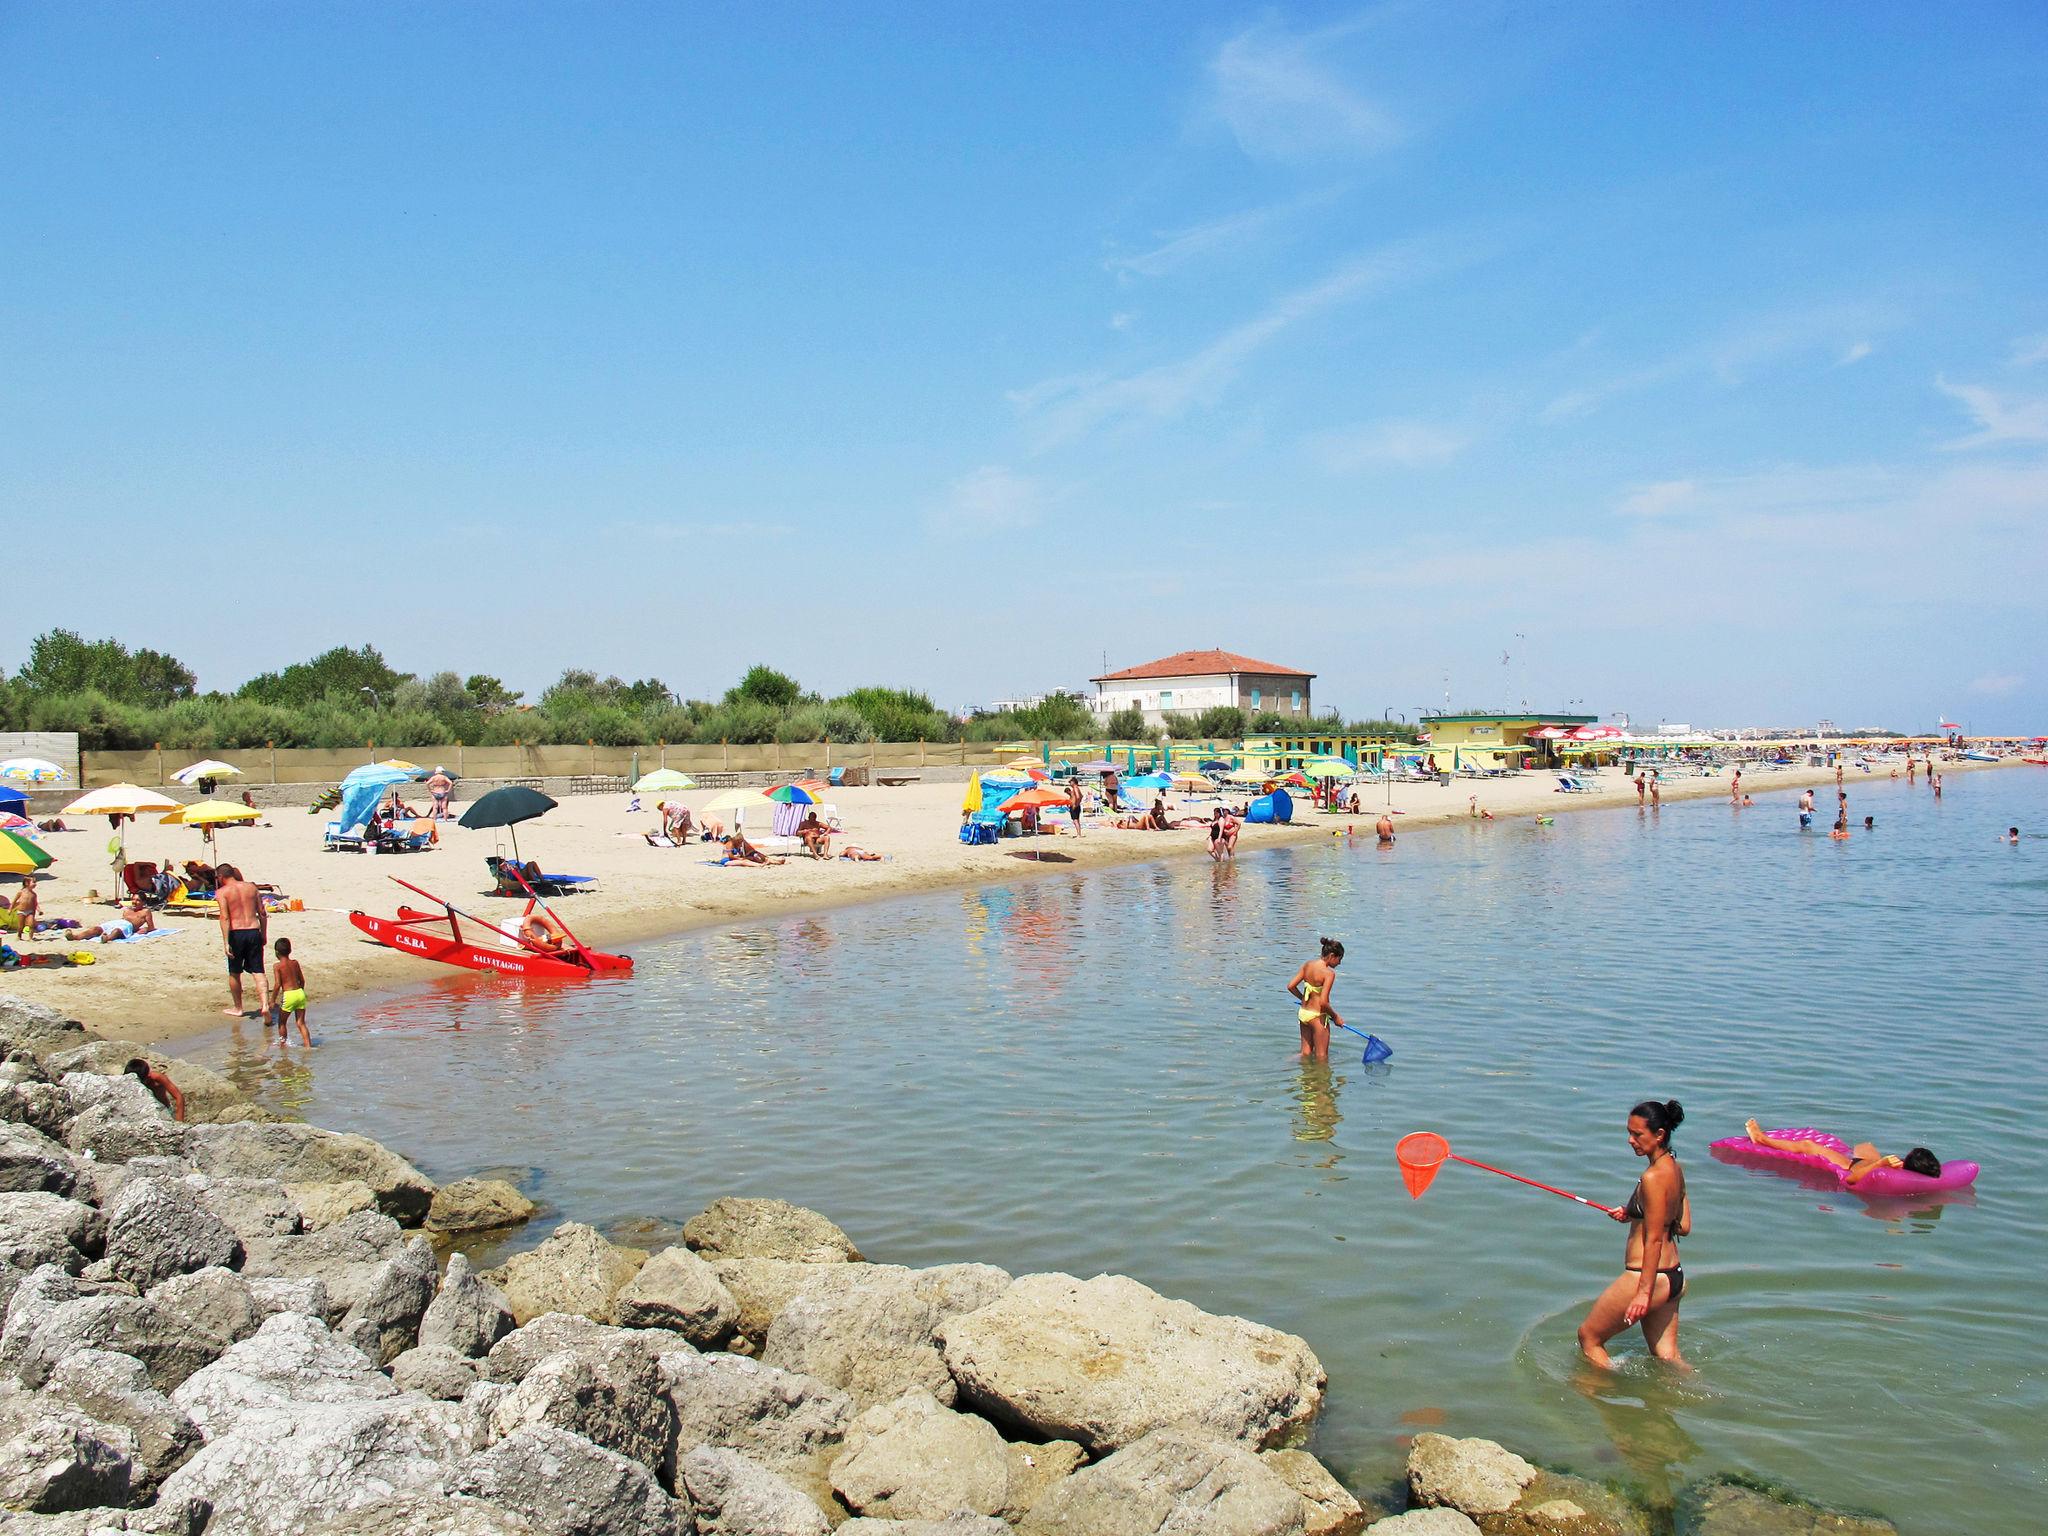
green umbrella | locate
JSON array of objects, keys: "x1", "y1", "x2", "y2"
[
  {"x1": 0, "y1": 829, "x2": 53, "y2": 875},
  {"x1": 458, "y1": 785, "x2": 558, "y2": 864},
  {"x1": 633, "y1": 769, "x2": 697, "y2": 793}
]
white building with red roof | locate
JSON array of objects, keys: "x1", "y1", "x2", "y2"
[{"x1": 1088, "y1": 649, "x2": 1315, "y2": 727}]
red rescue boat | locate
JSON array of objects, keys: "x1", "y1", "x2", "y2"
[{"x1": 349, "y1": 873, "x2": 631, "y2": 979}]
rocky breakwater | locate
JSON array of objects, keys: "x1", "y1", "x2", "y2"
[{"x1": 0, "y1": 993, "x2": 1906, "y2": 1536}]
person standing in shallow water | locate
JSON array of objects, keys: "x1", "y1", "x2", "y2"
[
  {"x1": 1579, "y1": 1099, "x2": 1691, "y2": 1370},
  {"x1": 1286, "y1": 937, "x2": 1345, "y2": 1061}
]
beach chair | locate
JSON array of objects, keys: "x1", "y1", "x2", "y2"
[
  {"x1": 396, "y1": 818, "x2": 437, "y2": 852},
  {"x1": 323, "y1": 821, "x2": 368, "y2": 852},
  {"x1": 828, "y1": 767, "x2": 847, "y2": 787},
  {"x1": 1555, "y1": 775, "x2": 1595, "y2": 794},
  {"x1": 959, "y1": 810, "x2": 1005, "y2": 845},
  {"x1": 122, "y1": 862, "x2": 159, "y2": 901}
]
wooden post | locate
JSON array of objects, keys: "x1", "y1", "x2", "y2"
[
  {"x1": 457, "y1": 742, "x2": 464, "y2": 777},
  {"x1": 659, "y1": 740, "x2": 667, "y2": 767},
  {"x1": 775, "y1": 739, "x2": 784, "y2": 772},
  {"x1": 268, "y1": 741, "x2": 276, "y2": 784},
  {"x1": 722, "y1": 740, "x2": 730, "y2": 771},
  {"x1": 918, "y1": 739, "x2": 927, "y2": 767},
  {"x1": 154, "y1": 742, "x2": 163, "y2": 785},
  {"x1": 824, "y1": 739, "x2": 833, "y2": 769}
]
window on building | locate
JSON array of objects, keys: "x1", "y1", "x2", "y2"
[
  {"x1": 1160, "y1": 690, "x2": 1173, "y2": 708},
  {"x1": 1250, "y1": 687, "x2": 1261, "y2": 709},
  {"x1": 1291, "y1": 690, "x2": 1302, "y2": 711}
]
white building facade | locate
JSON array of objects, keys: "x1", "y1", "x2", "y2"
[{"x1": 1088, "y1": 649, "x2": 1315, "y2": 729}]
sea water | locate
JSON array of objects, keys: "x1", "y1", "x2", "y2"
[{"x1": 206, "y1": 769, "x2": 2048, "y2": 1531}]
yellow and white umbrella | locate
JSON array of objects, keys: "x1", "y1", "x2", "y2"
[
  {"x1": 160, "y1": 799, "x2": 261, "y2": 863},
  {"x1": 699, "y1": 787, "x2": 775, "y2": 827},
  {"x1": 63, "y1": 784, "x2": 180, "y2": 871}
]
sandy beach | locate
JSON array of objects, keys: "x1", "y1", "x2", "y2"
[{"x1": 7, "y1": 757, "x2": 2009, "y2": 1044}]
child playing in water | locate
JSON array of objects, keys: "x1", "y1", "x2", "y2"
[{"x1": 269, "y1": 937, "x2": 310, "y2": 1045}]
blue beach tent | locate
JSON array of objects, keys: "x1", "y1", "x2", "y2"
[{"x1": 1245, "y1": 788, "x2": 1294, "y2": 824}]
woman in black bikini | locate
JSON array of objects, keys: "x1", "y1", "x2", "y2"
[{"x1": 1578, "y1": 1098, "x2": 1691, "y2": 1369}]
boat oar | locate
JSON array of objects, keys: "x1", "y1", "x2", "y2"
[
  {"x1": 501, "y1": 863, "x2": 600, "y2": 969},
  {"x1": 384, "y1": 874, "x2": 528, "y2": 950},
  {"x1": 1327, "y1": 1018, "x2": 1393, "y2": 1064},
  {"x1": 1396, "y1": 1131, "x2": 1621, "y2": 1215}
]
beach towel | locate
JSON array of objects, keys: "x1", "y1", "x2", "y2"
[{"x1": 115, "y1": 926, "x2": 184, "y2": 943}]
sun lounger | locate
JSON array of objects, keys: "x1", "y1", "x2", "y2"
[
  {"x1": 323, "y1": 821, "x2": 368, "y2": 852},
  {"x1": 1555, "y1": 775, "x2": 1595, "y2": 794}
]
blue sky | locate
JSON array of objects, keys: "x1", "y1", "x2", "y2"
[{"x1": 4, "y1": 2, "x2": 2045, "y2": 730}]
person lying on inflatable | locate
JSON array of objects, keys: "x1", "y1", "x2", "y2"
[{"x1": 1743, "y1": 1120, "x2": 1939, "y2": 1185}]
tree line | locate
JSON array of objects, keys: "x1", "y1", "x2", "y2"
[{"x1": 1, "y1": 629, "x2": 1416, "y2": 750}]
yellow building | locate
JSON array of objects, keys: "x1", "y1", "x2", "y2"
[{"x1": 1419, "y1": 712, "x2": 1597, "y2": 770}]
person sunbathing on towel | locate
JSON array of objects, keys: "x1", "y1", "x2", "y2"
[
  {"x1": 84, "y1": 899, "x2": 156, "y2": 943},
  {"x1": 518, "y1": 910, "x2": 575, "y2": 956},
  {"x1": 840, "y1": 846, "x2": 882, "y2": 861},
  {"x1": 723, "y1": 833, "x2": 784, "y2": 866}
]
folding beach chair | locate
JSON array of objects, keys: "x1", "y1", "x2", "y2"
[{"x1": 1554, "y1": 776, "x2": 1595, "y2": 794}]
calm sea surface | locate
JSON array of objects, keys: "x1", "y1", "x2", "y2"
[{"x1": 200, "y1": 769, "x2": 2048, "y2": 1531}]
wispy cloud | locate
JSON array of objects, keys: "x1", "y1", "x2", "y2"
[
  {"x1": 1104, "y1": 195, "x2": 1330, "y2": 281},
  {"x1": 1838, "y1": 341, "x2": 1874, "y2": 366},
  {"x1": 927, "y1": 465, "x2": 1045, "y2": 537},
  {"x1": 1313, "y1": 418, "x2": 1466, "y2": 470},
  {"x1": 1968, "y1": 672, "x2": 2023, "y2": 696},
  {"x1": 1617, "y1": 480, "x2": 1697, "y2": 518},
  {"x1": 1014, "y1": 242, "x2": 1426, "y2": 446},
  {"x1": 1208, "y1": 20, "x2": 1401, "y2": 161},
  {"x1": 2013, "y1": 334, "x2": 2048, "y2": 367},
  {"x1": 1939, "y1": 377, "x2": 2048, "y2": 449}
]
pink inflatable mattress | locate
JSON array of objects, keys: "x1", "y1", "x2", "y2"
[{"x1": 1708, "y1": 1128, "x2": 1978, "y2": 1197}]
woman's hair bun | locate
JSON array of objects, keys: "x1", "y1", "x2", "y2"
[{"x1": 1663, "y1": 1099, "x2": 1685, "y2": 1128}]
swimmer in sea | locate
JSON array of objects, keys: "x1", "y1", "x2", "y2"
[
  {"x1": 1798, "y1": 789, "x2": 1814, "y2": 829},
  {"x1": 1743, "y1": 1121, "x2": 1939, "y2": 1185},
  {"x1": 1374, "y1": 812, "x2": 1395, "y2": 845},
  {"x1": 1830, "y1": 814, "x2": 1851, "y2": 839},
  {"x1": 1579, "y1": 1099, "x2": 1691, "y2": 1370},
  {"x1": 2006, "y1": 826, "x2": 2021, "y2": 843},
  {"x1": 1285, "y1": 937, "x2": 1346, "y2": 1061}
]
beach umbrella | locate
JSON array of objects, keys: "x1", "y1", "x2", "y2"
[
  {"x1": 0, "y1": 758, "x2": 63, "y2": 786},
  {"x1": 999, "y1": 785, "x2": 1068, "y2": 861},
  {"x1": 62, "y1": 783, "x2": 180, "y2": 871},
  {"x1": 170, "y1": 759, "x2": 242, "y2": 786},
  {"x1": 1299, "y1": 758, "x2": 1355, "y2": 778},
  {"x1": 0, "y1": 813, "x2": 30, "y2": 832},
  {"x1": 768, "y1": 780, "x2": 827, "y2": 805},
  {"x1": 1198, "y1": 759, "x2": 1234, "y2": 775},
  {"x1": 458, "y1": 785, "x2": 558, "y2": 863},
  {"x1": 0, "y1": 829, "x2": 53, "y2": 875},
  {"x1": 342, "y1": 761, "x2": 423, "y2": 789},
  {"x1": 700, "y1": 787, "x2": 776, "y2": 828},
  {"x1": 160, "y1": 800, "x2": 260, "y2": 864},
  {"x1": 0, "y1": 789, "x2": 25, "y2": 815},
  {"x1": 1070, "y1": 760, "x2": 1116, "y2": 775},
  {"x1": 1567, "y1": 725, "x2": 1624, "y2": 742},
  {"x1": 962, "y1": 774, "x2": 983, "y2": 814},
  {"x1": 1226, "y1": 766, "x2": 1270, "y2": 785},
  {"x1": 1170, "y1": 771, "x2": 1214, "y2": 790},
  {"x1": 632, "y1": 769, "x2": 697, "y2": 794},
  {"x1": 1123, "y1": 773, "x2": 1170, "y2": 790}
]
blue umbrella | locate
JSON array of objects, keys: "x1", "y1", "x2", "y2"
[
  {"x1": 341, "y1": 762, "x2": 421, "y2": 790},
  {"x1": 0, "y1": 789, "x2": 25, "y2": 815}
]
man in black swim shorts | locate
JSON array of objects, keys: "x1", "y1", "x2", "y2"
[{"x1": 215, "y1": 864, "x2": 271, "y2": 1019}]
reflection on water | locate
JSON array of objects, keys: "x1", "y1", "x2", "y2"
[{"x1": 202, "y1": 770, "x2": 2048, "y2": 1535}]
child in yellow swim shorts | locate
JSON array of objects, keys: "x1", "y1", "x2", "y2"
[{"x1": 269, "y1": 936, "x2": 311, "y2": 1046}]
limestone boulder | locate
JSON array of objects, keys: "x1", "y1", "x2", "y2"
[
  {"x1": 427, "y1": 1177, "x2": 538, "y2": 1235},
  {"x1": 286, "y1": 1180, "x2": 377, "y2": 1230},
  {"x1": 939, "y1": 1272, "x2": 1326, "y2": 1452},
  {"x1": 44, "y1": 1044, "x2": 246, "y2": 1127},
  {"x1": 4, "y1": 1292, "x2": 227, "y2": 1391},
  {"x1": 301, "y1": 1490, "x2": 539, "y2": 1535},
  {"x1": 155, "y1": 1393, "x2": 479, "y2": 1536},
  {"x1": 1003, "y1": 1439, "x2": 1087, "y2": 1521},
  {"x1": 614, "y1": 1247, "x2": 739, "y2": 1346},
  {"x1": 190, "y1": 1176, "x2": 302, "y2": 1244},
  {"x1": 248, "y1": 1274, "x2": 332, "y2": 1324},
  {"x1": 147, "y1": 1266, "x2": 264, "y2": 1345},
  {"x1": 393, "y1": 1343, "x2": 482, "y2": 1402},
  {"x1": 40, "y1": 1346, "x2": 200, "y2": 1491},
  {"x1": 61, "y1": 1073, "x2": 185, "y2": 1163},
  {"x1": 421, "y1": 1253, "x2": 517, "y2": 1359},
  {"x1": 482, "y1": 1313, "x2": 674, "y2": 1385},
  {"x1": 341, "y1": 1234, "x2": 438, "y2": 1364},
  {"x1": 482, "y1": 1224, "x2": 648, "y2": 1326},
  {"x1": 682, "y1": 1199, "x2": 861, "y2": 1264},
  {"x1": 1406, "y1": 1436, "x2": 1538, "y2": 1519},
  {"x1": 677, "y1": 1446, "x2": 830, "y2": 1536},
  {"x1": 0, "y1": 1120, "x2": 82, "y2": 1197},
  {"x1": 1366, "y1": 1515, "x2": 1482, "y2": 1536},
  {"x1": 0, "y1": 1398, "x2": 138, "y2": 1513},
  {"x1": 1017, "y1": 1423, "x2": 1309, "y2": 1536},
  {"x1": 659, "y1": 1350, "x2": 852, "y2": 1477},
  {"x1": 185, "y1": 1121, "x2": 435, "y2": 1225},
  {"x1": 240, "y1": 1208, "x2": 408, "y2": 1322},
  {"x1": 1476, "y1": 1470, "x2": 1652, "y2": 1536},
  {"x1": 1, "y1": 1079, "x2": 75, "y2": 1142},
  {"x1": 170, "y1": 1312, "x2": 397, "y2": 1440},
  {"x1": 485, "y1": 1341, "x2": 676, "y2": 1477},
  {"x1": 1263, "y1": 1450, "x2": 1372, "y2": 1536},
  {"x1": 454, "y1": 1423, "x2": 690, "y2": 1536},
  {"x1": 1675, "y1": 1478, "x2": 1899, "y2": 1536},
  {"x1": 829, "y1": 1388, "x2": 1010, "y2": 1521},
  {"x1": 0, "y1": 995, "x2": 87, "y2": 1060},
  {"x1": 837, "y1": 1522, "x2": 1010, "y2": 1536},
  {"x1": 0, "y1": 1191, "x2": 102, "y2": 1273},
  {"x1": 102, "y1": 1177, "x2": 242, "y2": 1291},
  {"x1": 764, "y1": 1262, "x2": 1010, "y2": 1408},
  {"x1": 706, "y1": 1257, "x2": 865, "y2": 1343}
]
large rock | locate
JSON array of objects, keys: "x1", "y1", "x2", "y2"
[
  {"x1": 482, "y1": 1224, "x2": 648, "y2": 1326},
  {"x1": 193, "y1": 1176, "x2": 303, "y2": 1244},
  {"x1": 4, "y1": 1292, "x2": 227, "y2": 1391},
  {"x1": 427, "y1": 1177, "x2": 537, "y2": 1235},
  {"x1": 838, "y1": 1522, "x2": 1011, "y2": 1536},
  {"x1": 0, "y1": 1399, "x2": 138, "y2": 1513},
  {"x1": 1004, "y1": 1439, "x2": 1088, "y2": 1521},
  {"x1": 342, "y1": 1234, "x2": 438, "y2": 1364},
  {"x1": 1366, "y1": 1515, "x2": 1482, "y2": 1536},
  {"x1": 683, "y1": 1199, "x2": 861, "y2": 1264},
  {"x1": 829, "y1": 1388, "x2": 1010, "y2": 1521},
  {"x1": 614, "y1": 1248, "x2": 739, "y2": 1346},
  {"x1": 1675, "y1": 1478, "x2": 1899, "y2": 1535},
  {"x1": 1475, "y1": 1470, "x2": 1652, "y2": 1536},
  {"x1": 421, "y1": 1253, "x2": 516, "y2": 1359},
  {"x1": 764, "y1": 1262, "x2": 1010, "y2": 1409},
  {"x1": 482, "y1": 1314, "x2": 670, "y2": 1385},
  {"x1": 1406, "y1": 1436, "x2": 1537, "y2": 1519},
  {"x1": 101, "y1": 1177, "x2": 243, "y2": 1291},
  {"x1": 0, "y1": 995, "x2": 87, "y2": 1060},
  {"x1": 677, "y1": 1446, "x2": 830, "y2": 1536},
  {"x1": 287, "y1": 1180, "x2": 378, "y2": 1231},
  {"x1": 0, "y1": 1121, "x2": 81, "y2": 1197},
  {"x1": 155, "y1": 1394, "x2": 479, "y2": 1536},
  {"x1": 1018, "y1": 1423, "x2": 1308, "y2": 1536},
  {"x1": 392, "y1": 1343, "x2": 481, "y2": 1402},
  {"x1": 485, "y1": 1340, "x2": 676, "y2": 1477},
  {"x1": 40, "y1": 1346, "x2": 200, "y2": 1490},
  {"x1": 44, "y1": 1043, "x2": 246, "y2": 1127},
  {"x1": 706, "y1": 1258, "x2": 861, "y2": 1344},
  {"x1": 0, "y1": 1192, "x2": 102, "y2": 1273},
  {"x1": 940, "y1": 1272, "x2": 1326, "y2": 1452},
  {"x1": 659, "y1": 1350, "x2": 852, "y2": 1477},
  {"x1": 170, "y1": 1312, "x2": 397, "y2": 1440},
  {"x1": 453, "y1": 1423, "x2": 689, "y2": 1536},
  {"x1": 147, "y1": 1267, "x2": 264, "y2": 1345},
  {"x1": 1263, "y1": 1450, "x2": 1372, "y2": 1536},
  {"x1": 0, "y1": 1079, "x2": 74, "y2": 1142},
  {"x1": 248, "y1": 1274, "x2": 332, "y2": 1324},
  {"x1": 61, "y1": 1072, "x2": 186, "y2": 1163},
  {"x1": 240, "y1": 1208, "x2": 408, "y2": 1322},
  {"x1": 302, "y1": 1490, "x2": 538, "y2": 1535},
  {"x1": 185, "y1": 1122, "x2": 435, "y2": 1225}
]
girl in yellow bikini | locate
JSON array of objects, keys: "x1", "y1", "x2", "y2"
[{"x1": 1286, "y1": 938, "x2": 1346, "y2": 1060}]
